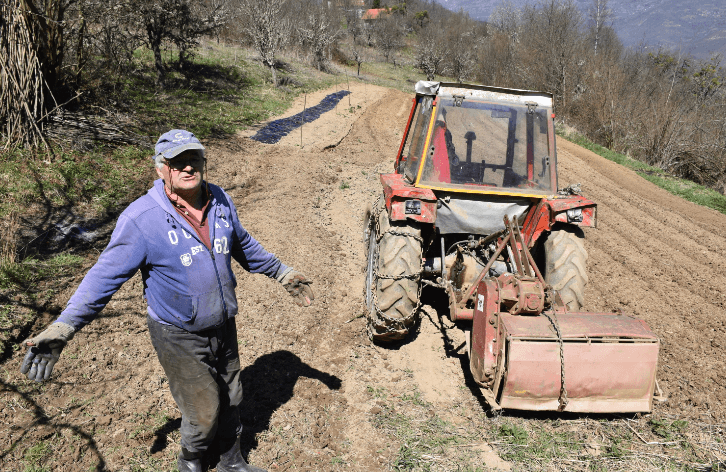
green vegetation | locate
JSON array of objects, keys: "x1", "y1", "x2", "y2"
[
  {"x1": 347, "y1": 59, "x2": 453, "y2": 94},
  {"x1": 0, "y1": 254, "x2": 83, "y2": 290},
  {"x1": 124, "y1": 44, "x2": 340, "y2": 140},
  {"x1": 650, "y1": 419, "x2": 689, "y2": 440},
  {"x1": 23, "y1": 441, "x2": 50, "y2": 472},
  {"x1": 559, "y1": 128, "x2": 726, "y2": 215},
  {"x1": 494, "y1": 420, "x2": 580, "y2": 463},
  {"x1": 0, "y1": 146, "x2": 149, "y2": 220},
  {"x1": 369, "y1": 386, "x2": 477, "y2": 470}
]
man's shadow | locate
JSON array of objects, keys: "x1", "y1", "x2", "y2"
[
  {"x1": 237, "y1": 350, "x2": 342, "y2": 454},
  {"x1": 151, "y1": 350, "x2": 341, "y2": 466}
]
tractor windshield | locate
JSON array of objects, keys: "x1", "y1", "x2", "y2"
[{"x1": 417, "y1": 98, "x2": 554, "y2": 194}]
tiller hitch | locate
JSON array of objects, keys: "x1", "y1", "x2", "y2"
[{"x1": 455, "y1": 217, "x2": 660, "y2": 413}]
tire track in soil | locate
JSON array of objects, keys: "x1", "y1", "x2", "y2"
[
  {"x1": 3, "y1": 85, "x2": 724, "y2": 472},
  {"x1": 557, "y1": 139, "x2": 726, "y2": 421}
]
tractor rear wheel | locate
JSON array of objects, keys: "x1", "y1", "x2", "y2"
[
  {"x1": 365, "y1": 203, "x2": 422, "y2": 342},
  {"x1": 543, "y1": 224, "x2": 588, "y2": 311}
]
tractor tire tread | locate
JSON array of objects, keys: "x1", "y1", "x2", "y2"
[
  {"x1": 366, "y1": 204, "x2": 422, "y2": 342},
  {"x1": 544, "y1": 225, "x2": 588, "y2": 311}
]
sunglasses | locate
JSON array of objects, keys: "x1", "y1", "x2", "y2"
[{"x1": 165, "y1": 155, "x2": 206, "y2": 171}]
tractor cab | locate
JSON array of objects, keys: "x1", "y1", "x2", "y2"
[{"x1": 398, "y1": 82, "x2": 557, "y2": 198}]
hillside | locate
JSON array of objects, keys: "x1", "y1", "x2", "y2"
[{"x1": 435, "y1": 0, "x2": 726, "y2": 59}]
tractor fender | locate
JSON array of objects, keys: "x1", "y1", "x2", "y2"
[
  {"x1": 521, "y1": 196, "x2": 597, "y2": 247},
  {"x1": 380, "y1": 173, "x2": 437, "y2": 224}
]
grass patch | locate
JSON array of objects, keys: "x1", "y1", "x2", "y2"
[
  {"x1": 121, "y1": 42, "x2": 342, "y2": 140},
  {"x1": 650, "y1": 419, "x2": 689, "y2": 440},
  {"x1": 23, "y1": 441, "x2": 50, "y2": 472},
  {"x1": 481, "y1": 416, "x2": 720, "y2": 471},
  {"x1": 0, "y1": 254, "x2": 84, "y2": 290},
  {"x1": 370, "y1": 387, "x2": 478, "y2": 470},
  {"x1": 558, "y1": 128, "x2": 726, "y2": 215},
  {"x1": 0, "y1": 146, "x2": 150, "y2": 220},
  {"x1": 494, "y1": 420, "x2": 580, "y2": 463}
]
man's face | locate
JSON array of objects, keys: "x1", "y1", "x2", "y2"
[{"x1": 156, "y1": 150, "x2": 205, "y2": 193}]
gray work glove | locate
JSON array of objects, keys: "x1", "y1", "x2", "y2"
[
  {"x1": 20, "y1": 322, "x2": 75, "y2": 382},
  {"x1": 276, "y1": 268, "x2": 314, "y2": 307}
]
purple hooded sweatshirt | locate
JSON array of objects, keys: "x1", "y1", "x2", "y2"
[{"x1": 57, "y1": 179, "x2": 286, "y2": 332}]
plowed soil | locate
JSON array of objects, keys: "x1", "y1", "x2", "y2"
[{"x1": 2, "y1": 83, "x2": 725, "y2": 471}]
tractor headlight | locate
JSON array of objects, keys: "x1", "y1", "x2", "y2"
[{"x1": 566, "y1": 208, "x2": 583, "y2": 223}]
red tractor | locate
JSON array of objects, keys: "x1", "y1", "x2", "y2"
[{"x1": 365, "y1": 82, "x2": 660, "y2": 413}]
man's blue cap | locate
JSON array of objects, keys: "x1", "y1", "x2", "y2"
[{"x1": 154, "y1": 129, "x2": 205, "y2": 160}]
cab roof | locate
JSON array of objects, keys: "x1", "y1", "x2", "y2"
[{"x1": 414, "y1": 81, "x2": 553, "y2": 108}]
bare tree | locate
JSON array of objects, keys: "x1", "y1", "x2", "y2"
[
  {"x1": 341, "y1": 0, "x2": 363, "y2": 44},
  {"x1": 374, "y1": 16, "x2": 403, "y2": 63},
  {"x1": 133, "y1": 0, "x2": 230, "y2": 87},
  {"x1": 448, "y1": 32, "x2": 477, "y2": 83},
  {"x1": 588, "y1": 0, "x2": 613, "y2": 56},
  {"x1": 176, "y1": 0, "x2": 230, "y2": 68},
  {"x1": 520, "y1": 0, "x2": 584, "y2": 111},
  {"x1": 489, "y1": 1, "x2": 521, "y2": 40},
  {"x1": 239, "y1": 0, "x2": 290, "y2": 85},
  {"x1": 416, "y1": 28, "x2": 447, "y2": 80},
  {"x1": 298, "y1": 3, "x2": 340, "y2": 71},
  {"x1": 352, "y1": 48, "x2": 365, "y2": 76}
]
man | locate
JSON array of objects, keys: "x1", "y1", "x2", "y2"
[{"x1": 19, "y1": 130, "x2": 314, "y2": 472}]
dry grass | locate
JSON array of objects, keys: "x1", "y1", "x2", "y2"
[{"x1": 0, "y1": 211, "x2": 18, "y2": 266}]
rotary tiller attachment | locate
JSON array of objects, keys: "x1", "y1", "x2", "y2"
[{"x1": 464, "y1": 217, "x2": 660, "y2": 413}]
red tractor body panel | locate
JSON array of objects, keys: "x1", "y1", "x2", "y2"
[
  {"x1": 381, "y1": 172, "x2": 597, "y2": 243},
  {"x1": 496, "y1": 312, "x2": 659, "y2": 412},
  {"x1": 380, "y1": 173, "x2": 437, "y2": 224},
  {"x1": 521, "y1": 196, "x2": 597, "y2": 247}
]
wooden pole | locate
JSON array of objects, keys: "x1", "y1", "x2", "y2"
[
  {"x1": 301, "y1": 93, "x2": 306, "y2": 148},
  {"x1": 346, "y1": 69, "x2": 351, "y2": 107}
]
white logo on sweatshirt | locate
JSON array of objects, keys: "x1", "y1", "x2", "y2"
[{"x1": 180, "y1": 253, "x2": 193, "y2": 266}]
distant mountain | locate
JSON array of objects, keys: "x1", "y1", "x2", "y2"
[{"x1": 434, "y1": 0, "x2": 726, "y2": 60}]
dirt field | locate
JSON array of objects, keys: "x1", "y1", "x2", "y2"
[{"x1": 1, "y1": 83, "x2": 725, "y2": 471}]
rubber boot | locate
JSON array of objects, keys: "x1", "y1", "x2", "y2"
[
  {"x1": 177, "y1": 447, "x2": 204, "y2": 472},
  {"x1": 217, "y1": 438, "x2": 267, "y2": 472}
]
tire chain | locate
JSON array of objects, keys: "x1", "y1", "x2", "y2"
[{"x1": 366, "y1": 197, "x2": 431, "y2": 338}]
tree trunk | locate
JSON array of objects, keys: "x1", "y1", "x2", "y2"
[
  {"x1": 270, "y1": 64, "x2": 277, "y2": 86},
  {"x1": 147, "y1": 25, "x2": 165, "y2": 87},
  {"x1": 20, "y1": 0, "x2": 66, "y2": 98},
  {"x1": 75, "y1": 7, "x2": 85, "y2": 87}
]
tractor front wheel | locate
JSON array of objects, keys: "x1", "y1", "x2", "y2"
[
  {"x1": 543, "y1": 224, "x2": 589, "y2": 311},
  {"x1": 365, "y1": 203, "x2": 422, "y2": 342}
]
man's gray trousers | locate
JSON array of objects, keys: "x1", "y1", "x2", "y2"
[{"x1": 147, "y1": 316, "x2": 243, "y2": 452}]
